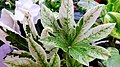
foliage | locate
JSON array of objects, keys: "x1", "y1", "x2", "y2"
[
  {"x1": 103, "y1": 47, "x2": 120, "y2": 67},
  {"x1": 77, "y1": 0, "x2": 99, "y2": 10},
  {"x1": 101, "y1": 0, "x2": 120, "y2": 39},
  {"x1": 106, "y1": 0, "x2": 120, "y2": 12},
  {"x1": 45, "y1": 0, "x2": 62, "y2": 12},
  {"x1": 0, "y1": 0, "x2": 116, "y2": 67},
  {"x1": 40, "y1": 0, "x2": 115, "y2": 66}
]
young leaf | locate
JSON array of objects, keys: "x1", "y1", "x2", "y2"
[
  {"x1": 50, "y1": 53, "x2": 60, "y2": 67},
  {"x1": 75, "y1": 23, "x2": 116, "y2": 43},
  {"x1": 5, "y1": 58, "x2": 38, "y2": 67},
  {"x1": 28, "y1": 37, "x2": 48, "y2": 67},
  {"x1": 0, "y1": 22, "x2": 28, "y2": 51}
]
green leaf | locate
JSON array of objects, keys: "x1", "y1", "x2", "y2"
[
  {"x1": 113, "y1": 2, "x2": 120, "y2": 12},
  {"x1": 103, "y1": 47, "x2": 120, "y2": 67},
  {"x1": 69, "y1": 42, "x2": 110, "y2": 66},
  {"x1": 106, "y1": 12, "x2": 120, "y2": 39},
  {"x1": 75, "y1": 23, "x2": 116, "y2": 43},
  {"x1": 41, "y1": 36, "x2": 68, "y2": 52},
  {"x1": 75, "y1": 18, "x2": 84, "y2": 37},
  {"x1": 108, "y1": 0, "x2": 118, "y2": 3},
  {"x1": 66, "y1": 54, "x2": 83, "y2": 67},
  {"x1": 50, "y1": 53, "x2": 60, "y2": 67},
  {"x1": 28, "y1": 37, "x2": 49, "y2": 67},
  {"x1": 0, "y1": 22, "x2": 28, "y2": 51},
  {"x1": 5, "y1": 58, "x2": 38, "y2": 67},
  {"x1": 106, "y1": 3, "x2": 114, "y2": 12}
]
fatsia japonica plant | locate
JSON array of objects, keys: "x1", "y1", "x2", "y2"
[
  {"x1": 40, "y1": 0, "x2": 115, "y2": 66},
  {"x1": 0, "y1": 0, "x2": 116, "y2": 67}
]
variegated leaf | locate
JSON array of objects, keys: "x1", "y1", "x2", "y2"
[
  {"x1": 28, "y1": 18, "x2": 39, "y2": 39},
  {"x1": 0, "y1": 22, "x2": 28, "y2": 51},
  {"x1": 41, "y1": 27, "x2": 58, "y2": 59},
  {"x1": 88, "y1": 46, "x2": 111, "y2": 60},
  {"x1": 50, "y1": 53, "x2": 60, "y2": 67},
  {"x1": 41, "y1": 4, "x2": 60, "y2": 32},
  {"x1": 5, "y1": 58, "x2": 38, "y2": 67},
  {"x1": 69, "y1": 42, "x2": 110, "y2": 66},
  {"x1": 75, "y1": 23, "x2": 115, "y2": 43},
  {"x1": 59, "y1": 0, "x2": 75, "y2": 31},
  {"x1": 21, "y1": 14, "x2": 39, "y2": 39},
  {"x1": 46, "y1": 47, "x2": 58, "y2": 59},
  {"x1": 69, "y1": 43, "x2": 95, "y2": 66},
  {"x1": 28, "y1": 37, "x2": 49, "y2": 67},
  {"x1": 80, "y1": 4, "x2": 104, "y2": 34},
  {"x1": 41, "y1": 27, "x2": 53, "y2": 39}
]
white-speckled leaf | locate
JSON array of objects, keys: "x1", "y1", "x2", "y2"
[
  {"x1": 88, "y1": 46, "x2": 111, "y2": 60},
  {"x1": 50, "y1": 53, "x2": 60, "y2": 67},
  {"x1": 75, "y1": 23, "x2": 115, "y2": 43},
  {"x1": 81, "y1": 4, "x2": 104, "y2": 34},
  {"x1": 69, "y1": 42, "x2": 111, "y2": 66},
  {"x1": 69, "y1": 43, "x2": 95, "y2": 66},
  {"x1": 59, "y1": 0, "x2": 75, "y2": 30},
  {"x1": 28, "y1": 37, "x2": 48, "y2": 66},
  {"x1": 41, "y1": 4, "x2": 60, "y2": 31},
  {"x1": 5, "y1": 58, "x2": 38, "y2": 67},
  {"x1": 41, "y1": 4, "x2": 53, "y2": 28},
  {"x1": 41, "y1": 27, "x2": 58, "y2": 59}
]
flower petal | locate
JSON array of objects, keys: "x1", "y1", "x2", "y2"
[{"x1": 0, "y1": 9, "x2": 14, "y2": 29}]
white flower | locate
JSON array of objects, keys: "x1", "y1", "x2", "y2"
[
  {"x1": 0, "y1": 9, "x2": 20, "y2": 33},
  {"x1": 14, "y1": 0, "x2": 40, "y2": 24}
]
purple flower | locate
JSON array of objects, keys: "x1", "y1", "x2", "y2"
[{"x1": 0, "y1": 44, "x2": 14, "y2": 67}]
